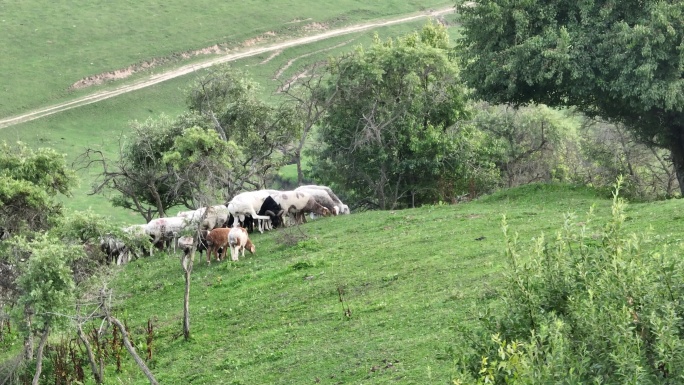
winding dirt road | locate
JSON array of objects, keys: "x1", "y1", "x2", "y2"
[{"x1": 0, "y1": 7, "x2": 455, "y2": 129}]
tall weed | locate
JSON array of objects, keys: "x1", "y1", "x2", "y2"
[{"x1": 456, "y1": 178, "x2": 684, "y2": 384}]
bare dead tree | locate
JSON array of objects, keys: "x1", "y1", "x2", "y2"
[
  {"x1": 76, "y1": 322, "x2": 102, "y2": 384},
  {"x1": 277, "y1": 61, "x2": 339, "y2": 185},
  {"x1": 97, "y1": 289, "x2": 158, "y2": 385},
  {"x1": 75, "y1": 142, "x2": 177, "y2": 222},
  {"x1": 31, "y1": 326, "x2": 49, "y2": 385}
]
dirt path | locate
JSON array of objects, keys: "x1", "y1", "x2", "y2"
[{"x1": 0, "y1": 7, "x2": 455, "y2": 129}]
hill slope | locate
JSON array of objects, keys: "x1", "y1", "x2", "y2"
[{"x1": 96, "y1": 184, "x2": 684, "y2": 384}]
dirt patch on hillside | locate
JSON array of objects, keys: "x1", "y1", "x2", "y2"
[
  {"x1": 272, "y1": 38, "x2": 355, "y2": 80},
  {"x1": 302, "y1": 22, "x2": 328, "y2": 32},
  {"x1": 260, "y1": 50, "x2": 283, "y2": 64},
  {"x1": 286, "y1": 18, "x2": 312, "y2": 24},
  {"x1": 69, "y1": 32, "x2": 279, "y2": 90},
  {"x1": 243, "y1": 31, "x2": 277, "y2": 47}
]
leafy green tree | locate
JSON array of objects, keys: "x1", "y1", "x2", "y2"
[
  {"x1": 186, "y1": 65, "x2": 301, "y2": 191},
  {"x1": 85, "y1": 66, "x2": 300, "y2": 220},
  {"x1": 13, "y1": 234, "x2": 80, "y2": 383},
  {"x1": 457, "y1": 0, "x2": 684, "y2": 194},
  {"x1": 0, "y1": 141, "x2": 76, "y2": 235},
  {"x1": 468, "y1": 104, "x2": 571, "y2": 187},
  {"x1": 311, "y1": 22, "x2": 477, "y2": 209},
  {"x1": 85, "y1": 116, "x2": 240, "y2": 220}
]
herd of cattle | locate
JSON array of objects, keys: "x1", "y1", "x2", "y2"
[{"x1": 101, "y1": 185, "x2": 350, "y2": 265}]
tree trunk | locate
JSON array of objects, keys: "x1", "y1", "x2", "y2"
[
  {"x1": 109, "y1": 316, "x2": 159, "y2": 385},
  {"x1": 668, "y1": 124, "x2": 684, "y2": 196},
  {"x1": 32, "y1": 326, "x2": 49, "y2": 385},
  {"x1": 23, "y1": 306, "x2": 33, "y2": 360},
  {"x1": 181, "y1": 249, "x2": 194, "y2": 341},
  {"x1": 77, "y1": 323, "x2": 103, "y2": 384},
  {"x1": 295, "y1": 150, "x2": 304, "y2": 186}
]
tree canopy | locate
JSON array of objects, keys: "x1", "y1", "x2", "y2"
[
  {"x1": 85, "y1": 66, "x2": 300, "y2": 220},
  {"x1": 0, "y1": 141, "x2": 76, "y2": 235},
  {"x1": 457, "y1": 0, "x2": 684, "y2": 193},
  {"x1": 311, "y1": 22, "x2": 485, "y2": 209}
]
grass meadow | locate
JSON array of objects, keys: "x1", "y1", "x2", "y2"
[
  {"x1": 63, "y1": 183, "x2": 681, "y2": 384},
  {"x1": 1, "y1": 0, "x2": 453, "y2": 118}
]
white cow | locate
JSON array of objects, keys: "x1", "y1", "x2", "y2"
[
  {"x1": 227, "y1": 190, "x2": 282, "y2": 233},
  {"x1": 296, "y1": 185, "x2": 350, "y2": 214},
  {"x1": 294, "y1": 187, "x2": 340, "y2": 216},
  {"x1": 228, "y1": 227, "x2": 255, "y2": 261},
  {"x1": 177, "y1": 205, "x2": 229, "y2": 230},
  {"x1": 144, "y1": 216, "x2": 193, "y2": 253}
]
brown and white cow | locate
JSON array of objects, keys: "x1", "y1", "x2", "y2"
[
  {"x1": 270, "y1": 190, "x2": 330, "y2": 225},
  {"x1": 228, "y1": 227, "x2": 255, "y2": 261}
]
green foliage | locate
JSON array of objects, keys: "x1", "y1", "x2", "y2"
[
  {"x1": 14, "y1": 235, "x2": 80, "y2": 332},
  {"x1": 185, "y1": 65, "x2": 301, "y2": 192},
  {"x1": 52, "y1": 209, "x2": 116, "y2": 244},
  {"x1": 457, "y1": 179, "x2": 684, "y2": 384},
  {"x1": 311, "y1": 22, "x2": 491, "y2": 209},
  {"x1": 0, "y1": 141, "x2": 76, "y2": 235},
  {"x1": 570, "y1": 119, "x2": 679, "y2": 200},
  {"x1": 457, "y1": 0, "x2": 684, "y2": 193},
  {"x1": 467, "y1": 103, "x2": 575, "y2": 187}
]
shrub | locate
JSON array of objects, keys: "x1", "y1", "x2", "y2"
[{"x1": 455, "y1": 178, "x2": 684, "y2": 384}]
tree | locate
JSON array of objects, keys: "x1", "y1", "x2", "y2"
[
  {"x1": 0, "y1": 141, "x2": 76, "y2": 235},
  {"x1": 278, "y1": 62, "x2": 338, "y2": 185},
  {"x1": 13, "y1": 235, "x2": 79, "y2": 384},
  {"x1": 310, "y1": 22, "x2": 475, "y2": 209},
  {"x1": 468, "y1": 103, "x2": 570, "y2": 187},
  {"x1": 83, "y1": 117, "x2": 240, "y2": 220},
  {"x1": 186, "y1": 65, "x2": 301, "y2": 192},
  {"x1": 457, "y1": 0, "x2": 684, "y2": 194},
  {"x1": 84, "y1": 66, "x2": 301, "y2": 221}
]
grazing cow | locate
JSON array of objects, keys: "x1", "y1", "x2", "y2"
[
  {"x1": 177, "y1": 230, "x2": 210, "y2": 260},
  {"x1": 144, "y1": 216, "x2": 192, "y2": 252},
  {"x1": 205, "y1": 228, "x2": 231, "y2": 264},
  {"x1": 100, "y1": 224, "x2": 151, "y2": 265},
  {"x1": 297, "y1": 185, "x2": 350, "y2": 214},
  {"x1": 228, "y1": 190, "x2": 284, "y2": 233},
  {"x1": 123, "y1": 224, "x2": 151, "y2": 258},
  {"x1": 271, "y1": 190, "x2": 330, "y2": 225},
  {"x1": 100, "y1": 235, "x2": 129, "y2": 265},
  {"x1": 228, "y1": 227, "x2": 255, "y2": 262},
  {"x1": 177, "y1": 205, "x2": 229, "y2": 230},
  {"x1": 294, "y1": 187, "x2": 340, "y2": 216}
]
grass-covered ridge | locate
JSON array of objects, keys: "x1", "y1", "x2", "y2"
[
  {"x1": 95, "y1": 184, "x2": 684, "y2": 384},
  {"x1": 1, "y1": 0, "x2": 453, "y2": 118}
]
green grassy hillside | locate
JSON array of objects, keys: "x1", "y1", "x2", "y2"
[
  {"x1": 87, "y1": 184, "x2": 683, "y2": 384},
  {"x1": 1, "y1": 0, "x2": 453, "y2": 118}
]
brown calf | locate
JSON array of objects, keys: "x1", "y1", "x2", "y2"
[{"x1": 205, "y1": 228, "x2": 230, "y2": 264}]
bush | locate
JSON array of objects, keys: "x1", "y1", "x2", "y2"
[{"x1": 455, "y1": 179, "x2": 684, "y2": 384}]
